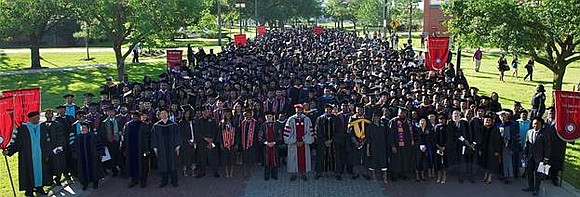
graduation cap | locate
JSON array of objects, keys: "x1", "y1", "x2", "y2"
[
  {"x1": 105, "y1": 76, "x2": 114, "y2": 81},
  {"x1": 324, "y1": 103, "x2": 335, "y2": 109},
  {"x1": 63, "y1": 94, "x2": 74, "y2": 98},
  {"x1": 372, "y1": 110, "x2": 383, "y2": 117},
  {"x1": 513, "y1": 101, "x2": 522, "y2": 106},
  {"x1": 76, "y1": 110, "x2": 87, "y2": 116},
  {"x1": 100, "y1": 90, "x2": 108, "y2": 95},
  {"x1": 44, "y1": 108, "x2": 54, "y2": 112},
  {"x1": 480, "y1": 95, "x2": 491, "y2": 100},
  {"x1": 264, "y1": 111, "x2": 275, "y2": 116},
  {"x1": 83, "y1": 93, "x2": 95, "y2": 98},
  {"x1": 158, "y1": 108, "x2": 170, "y2": 113},
  {"x1": 55, "y1": 105, "x2": 66, "y2": 110},
  {"x1": 129, "y1": 110, "x2": 142, "y2": 115},
  {"x1": 27, "y1": 111, "x2": 40, "y2": 118}
]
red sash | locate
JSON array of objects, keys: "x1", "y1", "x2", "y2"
[
  {"x1": 222, "y1": 123, "x2": 235, "y2": 149},
  {"x1": 266, "y1": 122, "x2": 277, "y2": 167},
  {"x1": 295, "y1": 118, "x2": 306, "y2": 173},
  {"x1": 242, "y1": 119, "x2": 256, "y2": 150}
]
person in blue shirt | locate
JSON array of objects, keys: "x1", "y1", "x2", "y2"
[{"x1": 516, "y1": 110, "x2": 531, "y2": 178}]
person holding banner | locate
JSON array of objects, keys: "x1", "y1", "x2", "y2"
[
  {"x1": 545, "y1": 107, "x2": 566, "y2": 186},
  {"x1": 3, "y1": 111, "x2": 52, "y2": 196}
]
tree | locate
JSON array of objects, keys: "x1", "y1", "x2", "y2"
[
  {"x1": 392, "y1": 0, "x2": 422, "y2": 32},
  {"x1": 443, "y1": 0, "x2": 580, "y2": 91},
  {"x1": 0, "y1": 0, "x2": 71, "y2": 69},
  {"x1": 72, "y1": 0, "x2": 202, "y2": 78},
  {"x1": 355, "y1": 0, "x2": 382, "y2": 32},
  {"x1": 324, "y1": 0, "x2": 358, "y2": 29}
]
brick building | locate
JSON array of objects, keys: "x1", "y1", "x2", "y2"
[{"x1": 423, "y1": 0, "x2": 448, "y2": 36}]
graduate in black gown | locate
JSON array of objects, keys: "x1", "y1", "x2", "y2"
[
  {"x1": 74, "y1": 122, "x2": 105, "y2": 190},
  {"x1": 314, "y1": 104, "x2": 345, "y2": 180},
  {"x1": 480, "y1": 114, "x2": 502, "y2": 185},
  {"x1": 260, "y1": 111, "x2": 282, "y2": 180},
  {"x1": 434, "y1": 115, "x2": 449, "y2": 184},
  {"x1": 178, "y1": 108, "x2": 196, "y2": 177},
  {"x1": 219, "y1": 108, "x2": 238, "y2": 178},
  {"x1": 195, "y1": 106, "x2": 220, "y2": 178},
  {"x1": 239, "y1": 110, "x2": 259, "y2": 177},
  {"x1": 388, "y1": 107, "x2": 416, "y2": 181},
  {"x1": 151, "y1": 108, "x2": 181, "y2": 188},
  {"x1": 43, "y1": 108, "x2": 68, "y2": 185},
  {"x1": 366, "y1": 110, "x2": 390, "y2": 184},
  {"x1": 124, "y1": 111, "x2": 151, "y2": 188},
  {"x1": 4, "y1": 112, "x2": 52, "y2": 196},
  {"x1": 415, "y1": 118, "x2": 433, "y2": 182}
]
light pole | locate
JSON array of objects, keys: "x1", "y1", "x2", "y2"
[
  {"x1": 235, "y1": 2, "x2": 246, "y2": 34},
  {"x1": 254, "y1": 0, "x2": 257, "y2": 37},
  {"x1": 408, "y1": 0, "x2": 413, "y2": 44},
  {"x1": 217, "y1": 1, "x2": 222, "y2": 46},
  {"x1": 382, "y1": 0, "x2": 387, "y2": 36}
]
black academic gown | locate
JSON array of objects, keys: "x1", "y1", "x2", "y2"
[
  {"x1": 240, "y1": 119, "x2": 259, "y2": 164},
  {"x1": 5, "y1": 124, "x2": 53, "y2": 191},
  {"x1": 123, "y1": 120, "x2": 151, "y2": 179},
  {"x1": 546, "y1": 121, "x2": 566, "y2": 174},
  {"x1": 480, "y1": 125, "x2": 502, "y2": 173},
  {"x1": 151, "y1": 120, "x2": 181, "y2": 172},
  {"x1": 194, "y1": 117, "x2": 219, "y2": 170},
  {"x1": 314, "y1": 114, "x2": 345, "y2": 173},
  {"x1": 178, "y1": 120, "x2": 196, "y2": 167},
  {"x1": 447, "y1": 120, "x2": 468, "y2": 167},
  {"x1": 259, "y1": 121, "x2": 282, "y2": 167},
  {"x1": 44, "y1": 120, "x2": 67, "y2": 176},
  {"x1": 366, "y1": 121, "x2": 389, "y2": 170},
  {"x1": 73, "y1": 132, "x2": 105, "y2": 185},
  {"x1": 388, "y1": 117, "x2": 416, "y2": 173}
]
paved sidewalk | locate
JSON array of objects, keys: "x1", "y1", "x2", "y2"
[
  {"x1": 52, "y1": 165, "x2": 579, "y2": 197},
  {"x1": 0, "y1": 59, "x2": 164, "y2": 76}
]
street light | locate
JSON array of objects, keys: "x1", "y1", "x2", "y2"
[
  {"x1": 217, "y1": 1, "x2": 222, "y2": 46},
  {"x1": 235, "y1": 2, "x2": 246, "y2": 34},
  {"x1": 408, "y1": 0, "x2": 413, "y2": 44}
]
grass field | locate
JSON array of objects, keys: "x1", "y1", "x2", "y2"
[
  {"x1": 458, "y1": 51, "x2": 580, "y2": 188},
  {"x1": 0, "y1": 62, "x2": 168, "y2": 196}
]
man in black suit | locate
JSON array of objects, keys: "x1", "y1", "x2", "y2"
[{"x1": 522, "y1": 117, "x2": 551, "y2": 196}]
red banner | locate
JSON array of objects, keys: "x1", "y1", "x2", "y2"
[
  {"x1": 2, "y1": 87, "x2": 41, "y2": 128},
  {"x1": 314, "y1": 26, "x2": 324, "y2": 36},
  {"x1": 234, "y1": 34, "x2": 247, "y2": 46},
  {"x1": 257, "y1": 25, "x2": 266, "y2": 37},
  {"x1": 427, "y1": 37, "x2": 449, "y2": 70},
  {"x1": 166, "y1": 50, "x2": 183, "y2": 68},
  {"x1": 0, "y1": 97, "x2": 14, "y2": 149},
  {"x1": 554, "y1": 91, "x2": 580, "y2": 141}
]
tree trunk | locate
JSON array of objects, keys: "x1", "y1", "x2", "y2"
[
  {"x1": 30, "y1": 35, "x2": 42, "y2": 69},
  {"x1": 552, "y1": 64, "x2": 566, "y2": 91},
  {"x1": 113, "y1": 45, "x2": 126, "y2": 79}
]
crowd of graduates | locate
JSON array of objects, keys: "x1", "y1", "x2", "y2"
[{"x1": 3, "y1": 27, "x2": 568, "y2": 197}]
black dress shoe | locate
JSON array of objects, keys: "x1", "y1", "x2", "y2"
[
  {"x1": 362, "y1": 174, "x2": 370, "y2": 180},
  {"x1": 214, "y1": 173, "x2": 220, "y2": 178},
  {"x1": 314, "y1": 174, "x2": 321, "y2": 180},
  {"x1": 459, "y1": 178, "x2": 464, "y2": 183},
  {"x1": 93, "y1": 183, "x2": 99, "y2": 189},
  {"x1": 290, "y1": 175, "x2": 297, "y2": 181},
  {"x1": 128, "y1": 182, "x2": 137, "y2": 188},
  {"x1": 302, "y1": 175, "x2": 308, "y2": 181},
  {"x1": 272, "y1": 176, "x2": 278, "y2": 180},
  {"x1": 35, "y1": 188, "x2": 48, "y2": 195},
  {"x1": 172, "y1": 183, "x2": 179, "y2": 188},
  {"x1": 522, "y1": 188, "x2": 534, "y2": 192},
  {"x1": 159, "y1": 183, "x2": 168, "y2": 188},
  {"x1": 264, "y1": 176, "x2": 270, "y2": 181},
  {"x1": 336, "y1": 175, "x2": 342, "y2": 181},
  {"x1": 351, "y1": 174, "x2": 359, "y2": 180},
  {"x1": 82, "y1": 184, "x2": 88, "y2": 191},
  {"x1": 532, "y1": 191, "x2": 538, "y2": 196},
  {"x1": 195, "y1": 173, "x2": 206, "y2": 178}
]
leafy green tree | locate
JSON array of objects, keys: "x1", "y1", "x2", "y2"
[
  {"x1": 324, "y1": 0, "x2": 358, "y2": 29},
  {"x1": 391, "y1": 0, "x2": 422, "y2": 31},
  {"x1": 0, "y1": 0, "x2": 71, "y2": 69},
  {"x1": 443, "y1": 0, "x2": 580, "y2": 90},
  {"x1": 72, "y1": 0, "x2": 202, "y2": 78},
  {"x1": 355, "y1": 0, "x2": 382, "y2": 32}
]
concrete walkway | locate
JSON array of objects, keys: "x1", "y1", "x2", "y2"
[{"x1": 0, "y1": 59, "x2": 164, "y2": 76}]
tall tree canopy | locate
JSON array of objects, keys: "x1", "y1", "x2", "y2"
[
  {"x1": 72, "y1": 0, "x2": 202, "y2": 78},
  {"x1": 443, "y1": 0, "x2": 580, "y2": 90},
  {"x1": 0, "y1": 0, "x2": 71, "y2": 69}
]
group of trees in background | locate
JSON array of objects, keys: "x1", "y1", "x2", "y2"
[
  {"x1": 443, "y1": 0, "x2": 580, "y2": 91},
  {"x1": 323, "y1": 0, "x2": 422, "y2": 34}
]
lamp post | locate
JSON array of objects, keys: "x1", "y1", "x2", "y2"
[
  {"x1": 382, "y1": 0, "x2": 387, "y2": 36},
  {"x1": 235, "y1": 2, "x2": 246, "y2": 34},
  {"x1": 408, "y1": 0, "x2": 413, "y2": 44},
  {"x1": 254, "y1": 0, "x2": 257, "y2": 37},
  {"x1": 217, "y1": 1, "x2": 222, "y2": 46}
]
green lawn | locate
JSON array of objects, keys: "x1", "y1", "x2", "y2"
[
  {"x1": 0, "y1": 62, "x2": 167, "y2": 196},
  {"x1": 459, "y1": 51, "x2": 580, "y2": 188}
]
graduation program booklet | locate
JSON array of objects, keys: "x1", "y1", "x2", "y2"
[
  {"x1": 102, "y1": 147, "x2": 111, "y2": 162},
  {"x1": 537, "y1": 162, "x2": 551, "y2": 175}
]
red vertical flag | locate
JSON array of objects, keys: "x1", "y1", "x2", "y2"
[
  {"x1": 257, "y1": 25, "x2": 267, "y2": 37},
  {"x1": 234, "y1": 34, "x2": 247, "y2": 46},
  {"x1": 166, "y1": 50, "x2": 183, "y2": 69},
  {"x1": 314, "y1": 26, "x2": 324, "y2": 36},
  {"x1": 554, "y1": 91, "x2": 580, "y2": 141},
  {"x1": 0, "y1": 97, "x2": 14, "y2": 149},
  {"x1": 427, "y1": 37, "x2": 450, "y2": 70},
  {"x1": 2, "y1": 87, "x2": 40, "y2": 128}
]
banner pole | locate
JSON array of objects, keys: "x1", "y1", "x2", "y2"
[{"x1": 4, "y1": 155, "x2": 17, "y2": 197}]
